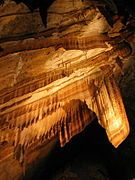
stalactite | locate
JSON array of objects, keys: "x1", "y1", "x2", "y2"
[
  {"x1": 0, "y1": 67, "x2": 130, "y2": 150},
  {"x1": 87, "y1": 75, "x2": 130, "y2": 147},
  {"x1": 0, "y1": 39, "x2": 132, "y2": 111},
  {"x1": 0, "y1": 33, "x2": 132, "y2": 58},
  {"x1": 0, "y1": 35, "x2": 109, "y2": 57},
  {"x1": 0, "y1": 44, "x2": 132, "y2": 164},
  {"x1": 58, "y1": 99, "x2": 94, "y2": 147}
]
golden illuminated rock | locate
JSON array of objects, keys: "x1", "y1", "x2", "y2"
[{"x1": 0, "y1": 0, "x2": 134, "y2": 179}]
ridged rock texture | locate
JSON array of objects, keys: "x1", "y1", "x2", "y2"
[{"x1": 0, "y1": 0, "x2": 134, "y2": 179}]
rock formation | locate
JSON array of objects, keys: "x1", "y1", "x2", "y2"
[{"x1": 0, "y1": 0, "x2": 134, "y2": 179}]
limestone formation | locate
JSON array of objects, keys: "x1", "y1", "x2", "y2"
[{"x1": 0, "y1": 0, "x2": 134, "y2": 179}]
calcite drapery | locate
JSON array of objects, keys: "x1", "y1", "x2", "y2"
[
  {"x1": 0, "y1": 66, "x2": 130, "y2": 152},
  {"x1": 59, "y1": 75, "x2": 130, "y2": 148},
  {"x1": 0, "y1": 0, "x2": 134, "y2": 178},
  {"x1": 88, "y1": 75, "x2": 130, "y2": 147},
  {"x1": 0, "y1": 36, "x2": 132, "y2": 157}
]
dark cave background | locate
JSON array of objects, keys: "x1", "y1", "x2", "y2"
[{"x1": 24, "y1": 107, "x2": 135, "y2": 180}]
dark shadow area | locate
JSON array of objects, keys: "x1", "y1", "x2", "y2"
[
  {"x1": 0, "y1": 0, "x2": 55, "y2": 27},
  {"x1": 24, "y1": 116, "x2": 135, "y2": 180},
  {"x1": 0, "y1": 0, "x2": 134, "y2": 27}
]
